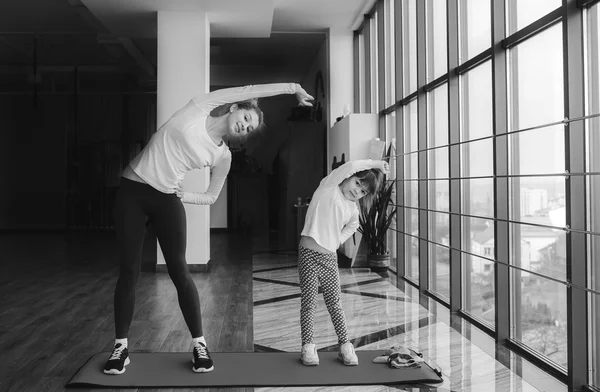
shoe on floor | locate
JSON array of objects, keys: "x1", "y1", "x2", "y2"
[
  {"x1": 103, "y1": 343, "x2": 130, "y2": 375},
  {"x1": 192, "y1": 342, "x2": 214, "y2": 372},
  {"x1": 300, "y1": 343, "x2": 319, "y2": 366},
  {"x1": 338, "y1": 342, "x2": 358, "y2": 366}
]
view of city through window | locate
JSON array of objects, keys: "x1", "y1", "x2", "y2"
[{"x1": 358, "y1": 0, "x2": 600, "y2": 388}]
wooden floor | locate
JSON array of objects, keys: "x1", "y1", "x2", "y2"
[{"x1": 0, "y1": 231, "x2": 255, "y2": 392}]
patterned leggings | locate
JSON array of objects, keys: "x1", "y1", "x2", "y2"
[{"x1": 298, "y1": 246, "x2": 349, "y2": 345}]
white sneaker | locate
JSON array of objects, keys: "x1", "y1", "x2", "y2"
[
  {"x1": 300, "y1": 343, "x2": 319, "y2": 366},
  {"x1": 338, "y1": 342, "x2": 358, "y2": 366}
]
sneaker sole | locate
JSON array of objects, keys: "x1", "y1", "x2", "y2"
[
  {"x1": 103, "y1": 357, "x2": 130, "y2": 375},
  {"x1": 301, "y1": 358, "x2": 319, "y2": 366},
  {"x1": 191, "y1": 359, "x2": 214, "y2": 373},
  {"x1": 337, "y1": 354, "x2": 358, "y2": 366}
]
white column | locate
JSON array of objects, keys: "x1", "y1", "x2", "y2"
[{"x1": 157, "y1": 11, "x2": 211, "y2": 265}]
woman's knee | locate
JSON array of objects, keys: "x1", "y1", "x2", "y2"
[{"x1": 168, "y1": 266, "x2": 194, "y2": 289}]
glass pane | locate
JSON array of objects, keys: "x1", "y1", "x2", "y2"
[
  {"x1": 428, "y1": 84, "x2": 449, "y2": 147},
  {"x1": 459, "y1": 0, "x2": 491, "y2": 62},
  {"x1": 510, "y1": 222, "x2": 566, "y2": 282},
  {"x1": 404, "y1": 180, "x2": 418, "y2": 208},
  {"x1": 462, "y1": 216, "x2": 495, "y2": 259},
  {"x1": 371, "y1": 10, "x2": 379, "y2": 112},
  {"x1": 428, "y1": 147, "x2": 448, "y2": 179},
  {"x1": 511, "y1": 274, "x2": 568, "y2": 369},
  {"x1": 462, "y1": 178, "x2": 495, "y2": 219},
  {"x1": 430, "y1": 211, "x2": 450, "y2": 244},
  {"x1": 426, "y1": 0, "x2": 448, "y2": 80},
  {"x1": 463, "y1": 253, "x2": 495, "y2": 325},
  {"x1": 385, "y1": 0, "x2": 396, "y2": 108},
  {"x1": 460, "y1": 61, "x2": 493, "y2": 141},
  {"x1": 404, "y1": 100, "x2": 418, "y2": 152},
  {"x1": 405, "y1": 154, "x2": 418, "y2": 179},
  {"x1": 507, "y1": 0, "x2": 562, "y2": 35},
  {"x1": 405, "y1": 207, "x2": 420, "y2": 282},
  {"x1": 430, "y1": 243, "x2": 450, "y2": 300},
  {"x1": 587, "y1": 4, "x2": 600, "y2": 386},
  {"x1": 406, "y1": 235, "x2": 419, "y2": 282},
  {"x1": 429, "y1": 179, "x2": 449, "y2": 212},
  {"x1": 403, "y1": 0, "x2": 418, "y2": 96},
  {"x1": 509, "y1": 23, "x2": 564, "y2": 131},
  {"x1": 508, "y1": 126, "x2": 565, "y2": 176},
  {"x1": 461, "y1": 139, "x2": 494, "y2": 178},
  {"x1": 509, "y1": 176, "x2": 566, "y2": 227},
  {"x1": 359, "y1": 30, "x2": 366, "y2": 113}
]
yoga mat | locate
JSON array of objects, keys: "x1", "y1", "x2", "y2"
[{"x1": 67, "y1": 351, "x2": 443, "y2": 388}]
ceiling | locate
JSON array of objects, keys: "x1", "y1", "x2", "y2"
[{"x1": 0, "y1": 0, "x2": 373, "y2": 90}]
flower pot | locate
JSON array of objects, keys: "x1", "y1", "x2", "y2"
[{"x1": 367, "y1": 253, "x2": 390, "y2": 271}]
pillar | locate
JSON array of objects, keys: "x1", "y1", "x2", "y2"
[{"x1": 156, "y1": 11, "x2": 211, "y2": 267}]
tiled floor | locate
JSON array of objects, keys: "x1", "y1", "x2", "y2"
[{"x1": 251, "y1": 251, "x2": 568, "y2": 392}]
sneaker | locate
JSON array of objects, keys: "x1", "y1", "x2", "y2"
[
  {"x1": 103, "y1": 343, "x2": 130, "y2": 375},
  {"x1": 338, "y1": 342, "x2": 358, "y2": 366},
  {"x1": 192, "y1": 342, "x2": 214, "y2": 373},
  {"x1": 300, "y1": 343, "x2": 319, "y2": 366}
]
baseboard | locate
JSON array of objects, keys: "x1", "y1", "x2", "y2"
[{"x1": 153, "y1": 259, "x2": 213, "y2": 273}]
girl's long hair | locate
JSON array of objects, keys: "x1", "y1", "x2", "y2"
[{"x1": 355, "y1": 168, "x2": 384, "y2": 209}]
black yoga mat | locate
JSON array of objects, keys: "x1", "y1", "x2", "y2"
[{"x1": 67, "y1": 351, "x2": 443, "y2": 388}]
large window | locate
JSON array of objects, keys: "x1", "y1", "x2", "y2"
[
  {"x1": 354, "y1": 0, "x2": 596, "y2": 389},
  {"x1": 458, "y1": 0, "x2": 491, "y2": 63},
  {"x1": 402, "y1": 0, "x2": 417, "y2": 97},
  {"x1": 586, "y1": 2, "x2": 600, "y2": 388},
  {"x1": 507, "y1": 0, "x2": 562, "y2": 35},
  {"x1": 404, "y1": 100, "x2": 419, "y2": 283},
  {"x1": 428, "y1": 84, "x2": 449, "y2": 299},
  {"x1": 460, "y1": 61, "x2": 495, "y2": 323},
  {"x1": 426, "y1": 0, "x2": 447, "y2": 81},
  {"x1": 508, "y1": 23, "x2": 567, "y2": 368}
]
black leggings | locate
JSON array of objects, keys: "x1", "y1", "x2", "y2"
[{"x1": 112, "y1": 177, "x2": 202, "y2": 339}]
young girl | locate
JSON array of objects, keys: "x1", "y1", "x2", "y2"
[
  {"x1": 104, "y1": 83, "x2": 313, "y2": 375},
  {"x1": 298, "y1": 159, "x2": 389, "y2": 366}
]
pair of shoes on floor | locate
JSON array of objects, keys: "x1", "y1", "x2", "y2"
[
  {"x1": 103, "y1": 342, "x2": 214, "y2": 374},
  {"x1": 300, "y1": 342, "x2": 359, "y2": 366}
]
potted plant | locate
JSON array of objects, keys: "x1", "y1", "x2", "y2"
[{"x1": 357, "y1": 178, "x2": 397, "y2": 271}]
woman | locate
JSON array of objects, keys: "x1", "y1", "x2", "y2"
[{"x1": 103, "y1": 83, "x2": 314, "y2": 375}]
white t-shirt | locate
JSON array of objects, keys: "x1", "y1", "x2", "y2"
[
  {"x1": 129, "y1": 83, "x2": 298, "y2": 204},
  {"x1": 301, "y1": 159, "x2": 379, "y2": 253}
]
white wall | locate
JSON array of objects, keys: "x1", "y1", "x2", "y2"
[{"x1": 328, "y1": 29, "x2": 354, "y2": 128}]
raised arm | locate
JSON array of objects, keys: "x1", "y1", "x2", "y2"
[
  {"x1": 176, "y1": 152, "x2": 232, "y2": 205},
  {"x1": 192, "y1": 83, "x2": 314, "y2": 114},
  {"x1": 321, "y1": 159, "x2": 387, "y2": 189}
]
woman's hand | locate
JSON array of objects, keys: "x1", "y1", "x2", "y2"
[
  {"x1": 295, "y1": 84, "x2": 314, "y2": 107},
  {"x1": 175, "y1": 182, "x2": 185, "y2": 199}
]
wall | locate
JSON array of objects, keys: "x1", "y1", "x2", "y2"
[
  {"x1": 328, "y1": 29, "x2": 354, "y2": 128},
  {"x1": 0, "y1": 72, "x2": 156, "y2": 231}
]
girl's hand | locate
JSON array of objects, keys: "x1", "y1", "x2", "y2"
[
  {"x1": 382, "y1": 161, "x2": 390, "y2": 175},
  {"x1": 295, "y1": 84, "x2": 314, "y2": 107}
]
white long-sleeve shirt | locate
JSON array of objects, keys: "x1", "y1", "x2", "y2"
[
  {"x1": 129, "y1": 83, "x2": 298, "y2": 204},
  {"x1": 301, "y1": 159, "x2": 381, "y2": 253}
]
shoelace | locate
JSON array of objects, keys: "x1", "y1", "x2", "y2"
[
  {"x1": 109, "y1": 345, "x2": 126, "y2": 361},
  {"x1": 194, "y1": 344, "x2": 209, "y2": 359}
]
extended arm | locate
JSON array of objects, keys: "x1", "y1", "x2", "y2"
[
  {"x1": 177, "y1": 152, "x2": 232, "y2": 205},
  {"x1": 321, "y1": 159, "x2": 387, "y2": 188},
  {"x1": 192, "y1": 83, "x2": 313, "y2": 114}
]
